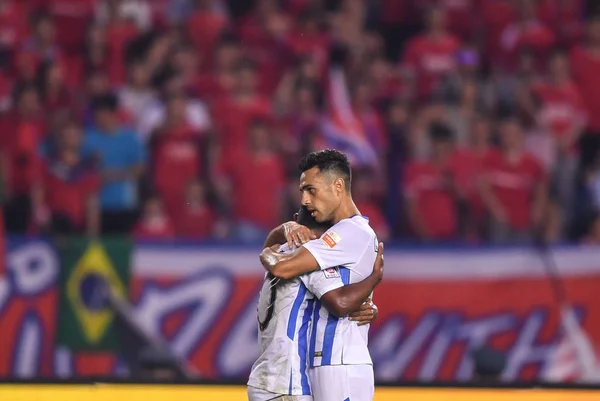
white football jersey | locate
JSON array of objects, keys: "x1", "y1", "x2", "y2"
[
  {"x1": 303, "y1": 215, "x2": 378, "y2": 367},
  {"x1": 248, "y1": 244, "x2": 345, "y2": 396}
]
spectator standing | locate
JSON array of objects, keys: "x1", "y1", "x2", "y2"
[
  {"x1": 150, "y1": 92, "x2": 206, "y2": 217},
  {"x1": 118, "y1": 61, "x2": 158, "y2": 127},
  {"x1": 211, "y1": 59, "x2": 272, "y2": 169},
  {"x1": 533, "y1": 50, "x2": 585, "y2": 238},
  {"x1": 185, "y1": 0, "x2": 229, "y2": 63},
  {"x1": 47, "y1": 0, "x2": 97, "y2": 53},
  {"x1": 0, "y1": 0, "x2": 28, "y2": 54},
  {"x1": 450, "y1": 116, "x2": 493, "y2": 241},
  {"x1": 37, "y1": 60, "x2": 74, "y2": 115},
  {"x1": 479, "y1": 118, "x2": 547, "y2": 244},
  {"x1": 404, "y1": 124, "x2": 458, "y2": 241},
  {"x1": 84, "y1": 93, "x2": 146, "y2": 234},
  {"x1": 570, "y1": 16, "x2": 600, "y2": 172},
  {"x1": 138, "y1": 74, "x2": 211, "y2": 143},
  {"x1": 497, "y1": 0, "x2": 555, "y2": 72},
  {"x1": 22, "y1": 12, "x2": 63, "y2": 67},
  {"x1": 218, "y1": 119, "x2": 285, "y2": 242},
  {"x1": 96, "y1": 0, "x2": 153, "y2": 32},
  {"x1": 32, "y1": 119, "x2": 100, "y2": 236},
  {"x1": 0, "y1": 86, "x2": 45, "y2": 233},
  {"x1": 401, "y1": 6, "x2": 461, "y2": 102},
  {"x1": 534, "y1": 49, "x2": 587, "y2": 145}
]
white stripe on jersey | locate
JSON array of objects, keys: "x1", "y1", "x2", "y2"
[{"x1": 248, "y1": 245, "x2": 315, "y2": 395}]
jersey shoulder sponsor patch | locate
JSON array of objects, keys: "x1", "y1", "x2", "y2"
[
  {"x1": 323, "y1": 267, "x2": 341, "y2": 279},
  {"x1": 322, "y1": 231, "x2": 342, "y2": 248}
]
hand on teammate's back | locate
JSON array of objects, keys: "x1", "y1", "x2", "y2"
[
  {"x1": 347, "y1": 243, "x2": 384, "y2": 326},
  {"x1": 348, "y1": 298, "x2": 379, "y2": 326},
  {"x1": 283, "y1": 221, "x2": 317, "y2": 248}
]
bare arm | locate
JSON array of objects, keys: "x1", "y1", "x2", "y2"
[
  {"x1": 320, "y1": 243, "x2": 384, "y2": 317},
  {"x1": 259, "y1": 245, "x2": 320, "y2": 280}
]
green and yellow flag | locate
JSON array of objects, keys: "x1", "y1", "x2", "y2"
[{"x1": 57, "y1": 237, "x2": 132, "y2": 351}]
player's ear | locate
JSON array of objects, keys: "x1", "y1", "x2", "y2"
[
  {"x1": 333, "y1": 177, "x2": 345, "y2": 194},
  {"x1": 293, "y1": 213, "x2": 299, "y2": 222}
]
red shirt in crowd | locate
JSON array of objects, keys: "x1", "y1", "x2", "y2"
[
  {"x1": 481, "y1": 150, "x2": 545, "y2": 230},
  {"x1": 422, "y1": 0, "x2": 480, "y2": 40},
  {"x1": 379, "y1": 0, "x2": 419, "y2": 25},
  {"x1": 480, "y1": 1, "x2": 515, "y2": 63},
  {"x1": 152, "y1": 126, "x2": 203, "y2": 215},
  {"x1": 48, "y1": 0, "x2": 96, "y2": 52},
  {"x1": 186, "y1": 9, "x2": 228, "y2": 63},
  {"x1": 41, "y1": 162, "x2": 100, "y2": 228},
  {"x1": 402, "y1": 33, "x2": 461, "y2": 101},
  {"x1": 227, "y1": 153, "x2": 285, "y2": 230},
  {"x1": 211, "y1": 96, "x2": 272, "y2": 164},
  {"x1": 0, "y1": 0, "x2": 28, "y2": 51},
  {"x1": 533, "y1": 81, "x2": 587, "y2": 138},
  {"x1": 537, "y1": 0, "x2": 585, "y2": 47},
  {"x1": 0, "y1": 114, "x2": 46, "y2": 196},
  {"x1": 0, "y1": 72, "x2": 12, "y2": 110},
  {"x1": 287, "y1": 30, "x2": 329, "y2": 77},
  {"x1": 404, "y1": 161, "x2": 457, "y2": 239},
  {"x1": 356, "y1": 201, "x2": 390, "y2": 240},
  {"x1": 498, "y1": 20, "x2": 556, "y2": 72},
  {"x1": 173, "y1": 204, "x2": 215, "y2": 240},
  {"x1": 190, "y1": 72, "x2": 231, "y2": 100},
  {"x1": 105, "y1": 21, "x2": 139, "y2": 85},
  {"x1": 570, "y1": 46, "x2": 600, "y2": 132},
  {"x1": 449, "y1": 148, "x2": 490, "y2": 220},
  {"x1": 132, "y1": 216, "x2": 175, "y2": 240}
]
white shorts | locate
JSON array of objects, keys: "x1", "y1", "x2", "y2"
[
  {"x1": 308, "y1": 364, "x2": 374, "y2": 401},
  {"x1": 247, "y1": 385, "x2": 313, "y2": 401}
]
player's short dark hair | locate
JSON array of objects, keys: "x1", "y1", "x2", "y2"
[
  {"x1": 296, "y1": 206, "x2": 332, "y2": 231},
  {"x1": 298, "y1": 149, "x2": 352, "y2": 191}
]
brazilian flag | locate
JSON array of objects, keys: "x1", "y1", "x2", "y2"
[{"x1": 57, "y1": 237, "x2": 132, "y2": 351}]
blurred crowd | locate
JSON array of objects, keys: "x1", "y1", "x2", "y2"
[{"x1": 1, "y1": 0, "x2": 600, "y2": 245}]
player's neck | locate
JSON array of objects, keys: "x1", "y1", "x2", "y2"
[{"x1": 331, "y1": 197, "x2": 361, "y2": 225}]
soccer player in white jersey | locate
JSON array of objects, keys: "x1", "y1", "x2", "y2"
[
  {"x1": 248, "y1": 205, "x2": 384, "y2": 401},
  {"x1": 260, "y1": 149, "x2": 380, "y2": 401}
]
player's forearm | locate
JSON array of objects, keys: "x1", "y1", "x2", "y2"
[
  {"x1": 322, "y1": 274, "x2": 380, "y2": 318},
  {"x1": 260, "y1": 248, "x2": 294, "y2": 278},
  {"x1": 259, "y1": 247, "x2": 318, "y2": 280}
]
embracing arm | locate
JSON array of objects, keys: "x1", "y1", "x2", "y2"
[
  {"x1": 320, "y1": 273, "x2": 379, "y2": 317},
  {"x1": 260, "y1": 246, "x2": 320, "y2": 279},
  {"x1": 320, "y1": 242, "x2": 384, "y2": 317}
]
